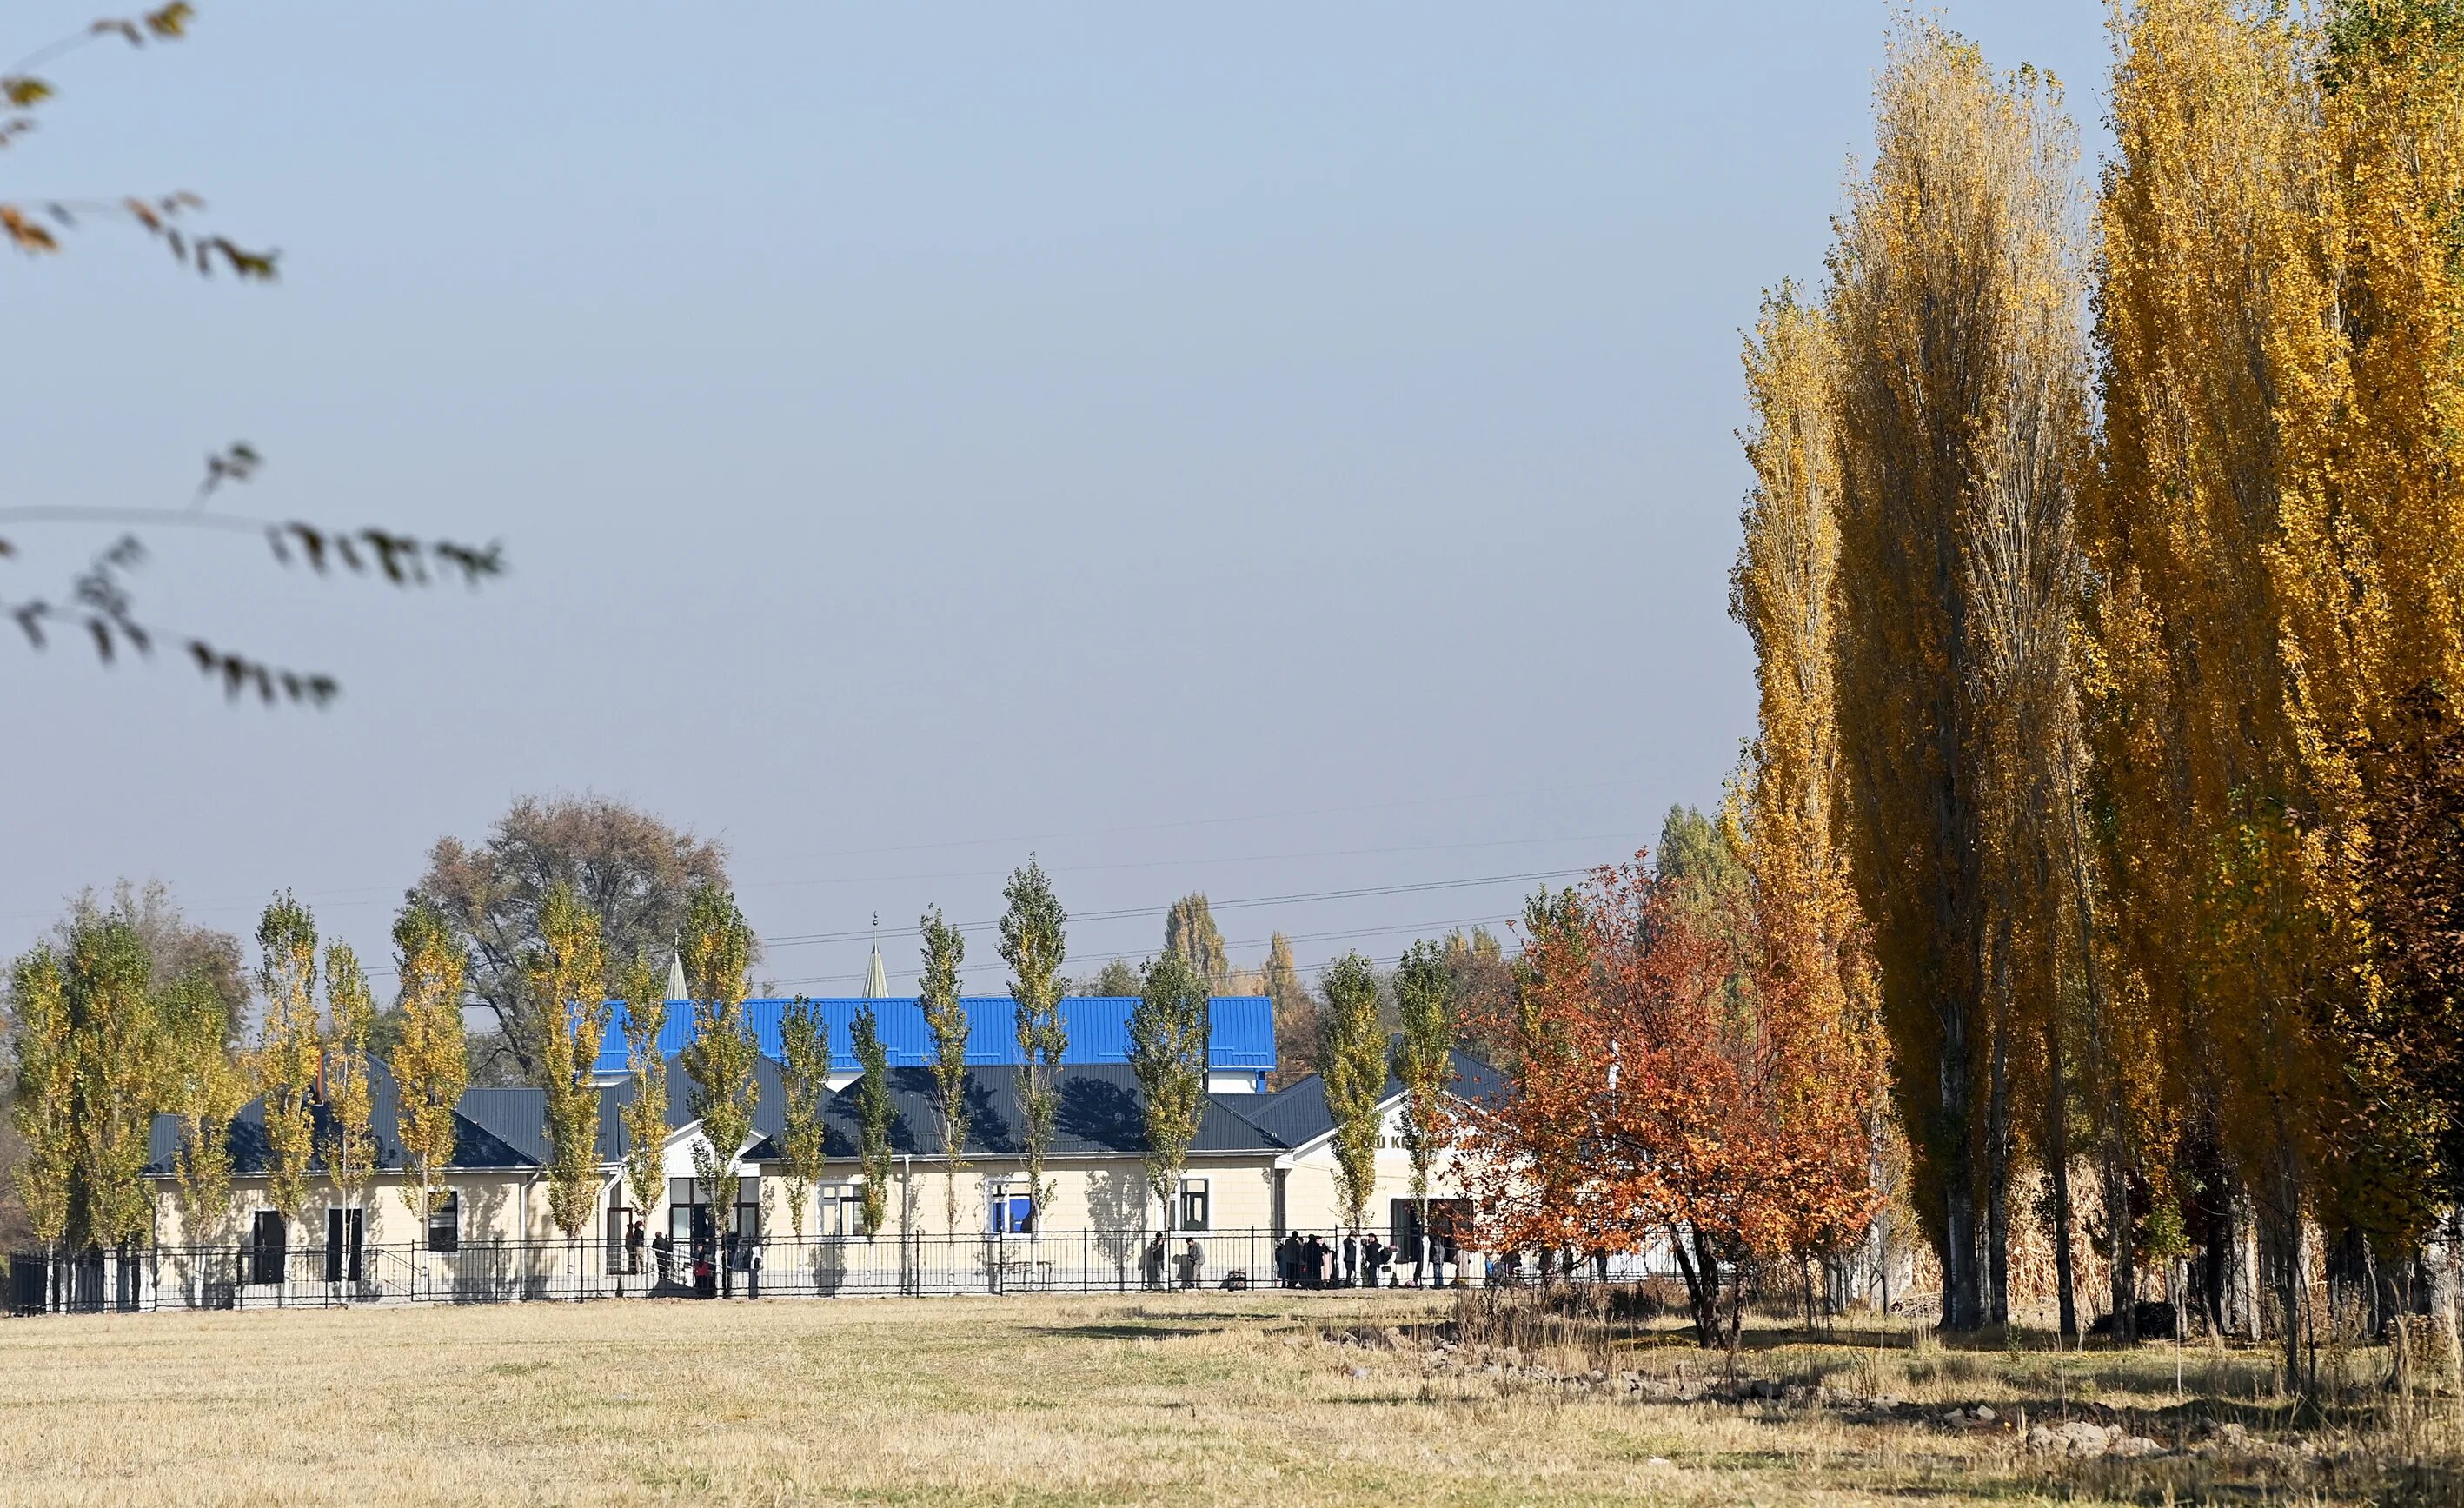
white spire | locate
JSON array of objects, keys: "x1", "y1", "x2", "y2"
[{"x1": 666, "y1": 947, "x2": 687, "y2": 1003}]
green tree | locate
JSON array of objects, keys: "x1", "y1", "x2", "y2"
[
  {"x1": 917, "y1": 908, "x2": 971, "y2": 1234},
  {"x1": 679, "y1": 888, "x2": 759, "y2": 1261},
  {"x1": 1321, "y1": 952, "x2": 1387, "y2": 1234},
  {"x1": 1261, "y1": 932, "x2": 1319, "y2": 1087},
  {"x1": 1000, "y1": 856, "x2": 1067, "y2": 1231},
  {"x1": 63, "y1": 880, "x2": 244, "y2": 1046},
  {"x1": 390, "y1": 897, "x2": 468, "y2": 1236},
  {"x1": 254, "y1": 893, "x2": 320, "y2": 1236},
  {"x1": 1657, "y1": 807, "x2": 1751, "y2": 930},
  {"x1": 850, "y1": 1000, "x2": 893, "y2": 1236},
  {"x1": 1132, "y1": 949, "x2": 1210, "y2": 1232},
  {"x1": 778, "y1": 995, "x2": 829, "y2": 1239},
  {"x1": 527, "y1": 884, "x2": 610, "y2": 1242},
  {"x1": 158, "y1": 971, "x2": 242, "y2": 1246},
  {"x1": 612, "y1": 953, "x2": 670, "y2": 1247},
  {"x1": 414, "y1": 795, "x2": 728, "y2": 1086},
  {"x1": 9, "y1": 949, "x2": 74, "y2": 1260},
  {"x1": 320, "y1": 942, "x2": 378, "y2": 1239},
  {"x1": 1164, "y1": 894, "x2": 1230, "y2": 987},
  {"x1": 1392, "y1": 939, "x2": 1456, "y2": 1269},
  {"x1": 63, "y1": 916, "x2": 163, "y2": 1251},
  {"x1": 1439, "y1": 927, "x2": 1512, "y2": 1066},
  {"x1": 1083, "y1": 959, "x2": 1142, "y2": 997}
]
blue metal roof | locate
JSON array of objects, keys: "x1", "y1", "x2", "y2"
[{"x1": 592, "y1": 995, "x2": 1276, "y2": 1078}]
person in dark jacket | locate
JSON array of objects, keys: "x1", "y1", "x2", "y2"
[{"x1": 1341, "y1": 1231, "x2": 1359, "y2": 1288}]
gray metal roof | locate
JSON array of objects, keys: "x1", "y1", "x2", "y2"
[
  {"x1": 144, "y1": 1058, "x2": 543, "y2": 1179},
  {"x1": 1242, "y1": 1047, "x2": 1507, "y2": 1149},
  {"x1": 740, "y1": 1062, "x2": 1292, "y2": 1163}
]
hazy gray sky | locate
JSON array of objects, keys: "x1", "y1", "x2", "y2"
[{"x1": 2, "y1": 2, "x2": 2112, "y2": 997}]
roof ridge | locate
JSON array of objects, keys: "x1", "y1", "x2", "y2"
[{"x1": 1205, "y1": 1093, "x2": 1297, "y2": 1151}]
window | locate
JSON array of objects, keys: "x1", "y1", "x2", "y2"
[
  {"x1": 818, "y1": 1184, "x2": 865, "y2": 1237},
  {"x1": 1178, "y1": 1178, "x2": 1210, "y2": 1232},
  {"x1": 987, "y1": 1183, "x2": 1034, "y2": 1234},
  {"x1": 734, "y1": 1173, "x2": 762, "y2": 1242},
  {"x1": 427, "y1": 1192, "x2": 459, "y2": 1254}
]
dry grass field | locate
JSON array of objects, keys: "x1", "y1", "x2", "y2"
[{"x1": 0, "y1": 1292, "x2": 2458, "y2": 1505}]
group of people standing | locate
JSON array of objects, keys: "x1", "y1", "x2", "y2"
[
  {"x1": 1140, "y1": 1235, "x2": 1209, "y2": 1291},
  {"x1": 1277, "y1": 1229, "x2": 1452, "y2": 1289}
]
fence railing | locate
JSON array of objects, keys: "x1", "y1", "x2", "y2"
[{"x1": 7, "y1": 1229, "x2": 1511, "y2": 1315}]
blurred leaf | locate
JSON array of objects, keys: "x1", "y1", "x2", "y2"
[
  {"x1": 1, "y1": 205, "x2": 60, "y2": 252},
  {"x1": 2, "y1": 76, "x2": 54, "y2": 108}
]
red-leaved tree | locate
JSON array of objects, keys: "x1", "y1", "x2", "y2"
[{"x1": 1460, "y1": 854, "x2": 1880, "y2": 1347}]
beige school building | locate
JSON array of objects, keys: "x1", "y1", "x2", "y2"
[{"x1": 142, "y1": 998, "x2": 1501, "y2": 1300}]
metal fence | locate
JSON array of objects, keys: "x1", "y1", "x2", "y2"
[{"x1": 7, "y1": 1228, "x2": 1494, "y2": 1315}]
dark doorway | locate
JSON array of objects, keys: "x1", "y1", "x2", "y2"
[
  {"x1": 249, "y1": 1211, "x2": 287, "y2": 1285},
  {"x1": 323, "y1": 1208, "x2": 362, "y2": 1284}
]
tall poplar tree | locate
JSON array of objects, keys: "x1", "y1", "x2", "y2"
[
  {"x1": 321, "y1": 942, "x2": 378, "y2": 1243},
  {"x1": 527, "y1": 884, "x2": 610, "y2": 1241},
  {"x1": 2089, "y1": 0, "x2": 2345, "y2": 1361},
  {"x1": 1733, "y1": 284, "x2": 1907, "y2": 1323},
  {"x1": 1826, "y1": 20, "x2": 2086, "y2": 1328},
  {"x1": 254, "y1": 893, "x2": 320, "y2": 1239},
  {"x1": 1163, "y1": 894, "x2": 1230, "y2": 987},
  {"x1": 1000, "y1": 856, "x2": 1067, "y2": 1231},
  {"x1": 159, "y1": 971, "x2": 242, "y2": 1245},
  {"x1": 9, "y1": 948, "x2": 74, "y2": 1262},
  {"x1": 1261, "y1": 932, "x2": 1318, "y2": 1087},
  {"x1": 1132, "y1": 949, "x2": 1210, "y2": 1233},
  {"x1": 391, "y1": 897, "x2": 468, "y2": 1237},
  {"x1": 778, "y1": 995, "x2": 829, "y2": 1239},
  {"x1": 679, "y1": 887, "x2": 759, "y2": 1249},
  {"x1": 64, "y1": 916, "x2": 163, "y2": 1251},
  {"x1": 1319, "y1": 952, "x2": 1386, "y2": 1234},
  {"x1": 613, "y1": 953, "x2": 670, "y2": 1245},
  {"x1": 850, "y1": 1000, "x2": 893, "y2": 1236},
  {"x1": 1391, "y1": 940, "x2": 1455, "y2": 1268},
  {"x1": 917, "y1": 908, "x2": 970, "y2": 1234}
]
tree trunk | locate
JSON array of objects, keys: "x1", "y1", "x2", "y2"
[
  {"x1": 1941, "y1": 1008, "x2": 1981, "y2": 1331},
  {"x1": 2108, "y1": 1141, "x2": 2136, "y2": 1343},
  {"x1": 1668, "y1": 1225, "x2": 1723, "y2": 1349},
  {"x1": 1986, "y1": 926, "x2": 2014, "y2": 1329},
  {"x1": 2046, "y1": 1007, "x2": 2077, "y2": 1339},
  {"x1": 2273, "y1": 1138, "x2": 2307, "y2": 1392}
]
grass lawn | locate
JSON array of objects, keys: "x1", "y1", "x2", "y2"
[{"x1": 0, "y1": 1291, "x2": 2456, "y2": 1505}]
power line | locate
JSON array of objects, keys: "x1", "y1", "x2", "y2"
[
  {"x1": 728, "y1": 776, "x2": 1637, "y2": 872},
  {"x1": 738, "y1": 830, "x2": 1641, "y2": 892},
  {"x1": 760, "y1": 913, "x2": 1524, "y2": 993},
  {"x1": 755, "y1": 867, "x2": 1588, "y2": 951},
  {"x1": 5, "y1": 816, "x2": 1639, "y2": 925}
]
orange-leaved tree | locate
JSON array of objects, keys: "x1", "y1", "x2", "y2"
[{"x1": 1461, "y1": 855, "x2": 1878, "y2": 1348}]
